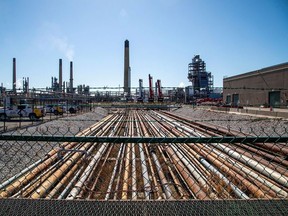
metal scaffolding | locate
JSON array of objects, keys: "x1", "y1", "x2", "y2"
[{"x1": 188, "y1": 55, "x2": 213, "y2": 98}]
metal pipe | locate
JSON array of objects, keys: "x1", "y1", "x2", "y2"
[
  {"x1": 84, "y1": 115, "x2": 125, "y2": 199},
  {"x1": 66, "y1": 143, "x2": 108, "y2": 199},
  {"x1": 57, "y1": 165, "x2": 86, "y2": 199},
  {"x1": 113, "y1": 141, "x2": 126, "y2": 200},
  {"x1": 12, "y1": 158, "x2": 65, "y2": 198},
  {"x1": 131, "y1": 142, "x2": 137, "y2": 199},
  {"x1": 165, "y1": 146, "x2": 208, "y2": 199},
  {"x1": 135, "y1": 112, "x2": 152, "y2": 199},
  {"x1": 195, "y1": 143, "x2": 268, "y2": 198},
  {"x1": 121, "y1": 113, "x2": 132, "y2": 199},
  {"x1": 0, "y1": 158, "x2": 43, "y2": 190},
  {"x1": 171, "y1": 144, "x2": 207, "y2": 187},
  {"x1": 30, "y1": 142, "x2": 92, "y2": 198},
  {"x1": 231, "y1": 142, "x2": 288, "y2": 174},
  {"x1": 227, "y1": 158, "x2": 288, "y2": 197},
  {"x1": 48, "y1": 150, "x2": 89, "y2": 199},
  {"x1": 150, "y1": 148, "x2": 173, "y2": 199},
  {"x1": 121, "y1": 143, "x2": 131, "y2": 199},
  {"x1": 105, "y1": 143, "x2": 124, "y2": 200},
  {"x1": 158, "y1": 145, "x2": 188, "y2": 199},
  {"x1": 130, "y1": 113, "x2": 137, "y2": 200},
  {"x1": 199, "y1": 157, "x2": 249, "y2": 199},
  {"x1": 1, "y1": 109, "x2": 287, "y2": 200},
  {"x1": 210, "y1": 143, "x2": 288, "y2": 188}
]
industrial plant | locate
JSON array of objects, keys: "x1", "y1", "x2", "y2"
[
  {"x1": 0, "y1": 40, "x2": 201, "y2": 105},
  {"x1": 1, "y1": 39, "x2": 288, "y2": 109},
  {"x1": 187, "y1": 55, "x2": 213, "y2": 98},
  {"x1": 0, "y1": 40, "x2": 288, "y2": 215}
]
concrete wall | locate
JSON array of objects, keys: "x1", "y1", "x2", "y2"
[{"x1": 211, "y1": 106, "x2": 288, "y2": 119}]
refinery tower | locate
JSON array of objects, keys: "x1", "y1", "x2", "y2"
[{"x1": 188, "y1": 55, "x2": 213, "y2": 98}]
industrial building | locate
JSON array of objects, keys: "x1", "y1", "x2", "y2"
[
  {"x1": 223, "y1": 62, "x2": 288, "y2": 107},
  {"x1": 187, "y1": 55, "x2": 213, "y2": 99}
]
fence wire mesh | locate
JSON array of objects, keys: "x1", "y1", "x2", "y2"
[
  {"x1": 0, "y1": 110, "x2": 288, "y2": 200},
  {"x1": 0, "y1": 108, "x2": 288, "y2": 202}
]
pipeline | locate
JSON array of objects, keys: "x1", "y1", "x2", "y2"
[{"x1": 0, "y1": 109, "x2": 287, "y2": 200}]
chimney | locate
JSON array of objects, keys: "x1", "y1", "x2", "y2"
[
  {"x1": 128, "y1": 66, "x2": 131, "y2": 96},
  {"x1": 124, "y1": 40, "x2": 130, "y2": 95},
  {"x1": 12, "y1": 58, "x2": 16, "y2": 94},
  {"x1": 70, "y1": 61, "x2": 73, "y2": 93},
  {"x1": 27, "y1": 77, "x2": 29, "y2": 94},
  {"x1": 59, "y1": 59, "x2": 62, "y2": 92}
]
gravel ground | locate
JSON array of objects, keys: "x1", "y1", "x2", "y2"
[
  {"x1": 172, "y1": 106, "x2": 288, "y2": 136},
  {"x1": 5, "y1": 107, "x2": 108, "y2": 136},
  {"x1": 0, "y1": 107, "x2": 108, "y2": 182}
]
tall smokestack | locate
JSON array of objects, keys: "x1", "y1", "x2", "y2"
[
  {"x1": 12, "y1": 58, "x2": 16, "y2": 94},
  {"x1": 70, "y1": 61, "x2": 73, "y2": 93},
  {"x1": 59, "y1": 59, "x2": 62, "y2": 92},
  {"x1": 124, "y1": 40, "x2": 130, "y2": 95},
  {"x1": 128, "y1": 66, "x2": 131, "y2": 96},
  {"x1": 139, "y1": 79, "x2": 143, "y2": 99}
]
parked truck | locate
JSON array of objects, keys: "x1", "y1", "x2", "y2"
[
  {"x1": 45, "y1": 104, "x2": 66, "y2": 115},
  {"x1": 0, "y1": 104, "x2": 45, "y2": 121}
]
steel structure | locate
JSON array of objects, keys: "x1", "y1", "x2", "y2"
[
  {"x1": 148, "y1": 74, "x2": 154, "y2": 102},
  {"x1": 137, "y1": 79, "x2": 144, "y2": 102},
  {"x1": 188, "y1": 55, "x2": 213, "y2": 98},
  {"x1": 23, "y1": 77, "x2": 29, "y2": 94},
  {"x1": 156, "y1": 79, "x2": 164, "y2": 102}
]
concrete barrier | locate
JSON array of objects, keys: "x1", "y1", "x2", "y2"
[{"x1": 211, "y1": 107, "x2": 288, "y2": 119}]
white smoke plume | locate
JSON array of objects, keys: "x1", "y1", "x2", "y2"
[
  {"x1": 15, "y1": 79, "x2": 22, "y2": 89},
  {"x1": 37, "y1": 22, "x2": 75, "y2": 61},
  {"x1": 50, "y1": 35, "x2": 74, "y2": 61},
  {"x1": 178, "y1": 82, "x2": 186, "y2": 88}
]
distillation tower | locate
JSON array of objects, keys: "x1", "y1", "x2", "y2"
[{"x1": 187, "y1": 55, "x2": 213, "y2": 98}]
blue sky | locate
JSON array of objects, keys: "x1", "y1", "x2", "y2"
[{"x1": 0, "y1": 0, "x2": 287, "y2": 89}]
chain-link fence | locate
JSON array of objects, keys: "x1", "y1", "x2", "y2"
[
  {"x1": 1, "y1": 107, "x2": 288, "y2": 215},
  {"x1": 1, "y1": 108, "x2": 287, "y2": 202}
]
